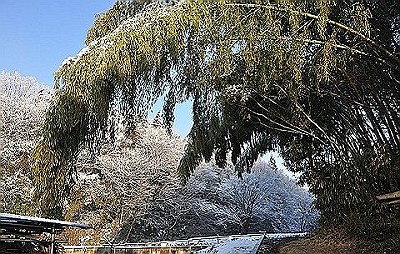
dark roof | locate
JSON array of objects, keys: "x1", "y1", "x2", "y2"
[{"x1": 0, "y1": 213, "x2": 90, "y2": 235}]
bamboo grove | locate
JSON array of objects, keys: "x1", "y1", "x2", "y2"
[{"x1": 31, "y1": 0, "x2": 400, "y2": 222}]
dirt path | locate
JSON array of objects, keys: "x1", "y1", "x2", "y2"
[{"x1": 257, "y1": 236, "x2": 303, "y2": 254}]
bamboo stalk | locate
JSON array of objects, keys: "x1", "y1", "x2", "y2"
[{"x1": 376, "y1": 191, "x2": 400, "y2": 201}]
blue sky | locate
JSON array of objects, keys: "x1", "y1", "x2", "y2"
[
  {"x1": 0, "y1": 0, "x2": 193, "y2": 136},
  {"x1": 0, "y1": 1, "x2": 114, "y2": 86}
]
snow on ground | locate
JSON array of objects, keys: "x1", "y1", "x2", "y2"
[
  {"x1": 264, "y1": 232, "x2": 308, "y2": 239},
  {"x1": 139, "y1": 233, "x2": 307, "y2": 254},
  {"x1": 192, "y1": 233, "x2": 307, "y2": 254},
  {"x1": 194, "y1": 234, "x2": 264, "y2": 254}
]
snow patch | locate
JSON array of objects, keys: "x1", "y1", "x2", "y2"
[{"x1": 194, "y1": 235, "x2": 264, "y2": 254}]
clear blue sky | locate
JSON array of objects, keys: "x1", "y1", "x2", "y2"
[
  {"x1": 0, "y1": 0, "x2": 115, "y2": 86},
  {"x1": 0, "y1": 0, "x2": 193, "y2": 136}
]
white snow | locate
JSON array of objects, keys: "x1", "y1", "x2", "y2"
[
  {"x1": 194, "y1": 234, "x2": 264, "y2": 254},
  {"x1": 264, "y1": 232, "x2": 308, "y2": 239},
  {"x1": 191, "y1": 233, "x2": 307, "y2": 254}
]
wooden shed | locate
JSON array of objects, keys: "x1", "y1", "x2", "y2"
[{"x1": 0, "y1": 213, "x2": 89, "y2": 254}]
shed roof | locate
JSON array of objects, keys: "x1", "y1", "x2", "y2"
[{"x1": 0, "y1": 212, "x2": 90, "y2": 235}]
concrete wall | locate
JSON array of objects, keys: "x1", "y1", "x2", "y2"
[
  {"x1": 64, "y1": 246, "x2": 193, "y2": 254},
  {"x1": 64, "y1": 234, "x2": 268, "y2": 254}
]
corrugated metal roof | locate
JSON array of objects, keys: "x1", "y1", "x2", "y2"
[{"x1": 0, "y1": 212, "x2": 90, "y2": 235}]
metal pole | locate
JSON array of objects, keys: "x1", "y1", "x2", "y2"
[{"x1": 50, "y1": 226, "x2": 55, "y2": 254}]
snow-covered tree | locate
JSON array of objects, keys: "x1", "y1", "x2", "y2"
[
  {"x1": 0, "y1": 71, "x2": 317, "y2": 242},
  {"x1": 65, "y1": 140, "x2": 318, "y2": 244},
  {"x1": 63, "y1": 122, "x2": 187, "y2": 244},
  {"x1": 185, "y1": 161, "x2": 318, "y2": 235},
  {"x1": 0, "y1": 71, "x2": 52, "y2": 214}
]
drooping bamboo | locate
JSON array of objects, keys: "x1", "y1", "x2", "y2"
[{"x1": 32, "y1": 0, "x2": 399, "y2": 221}]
